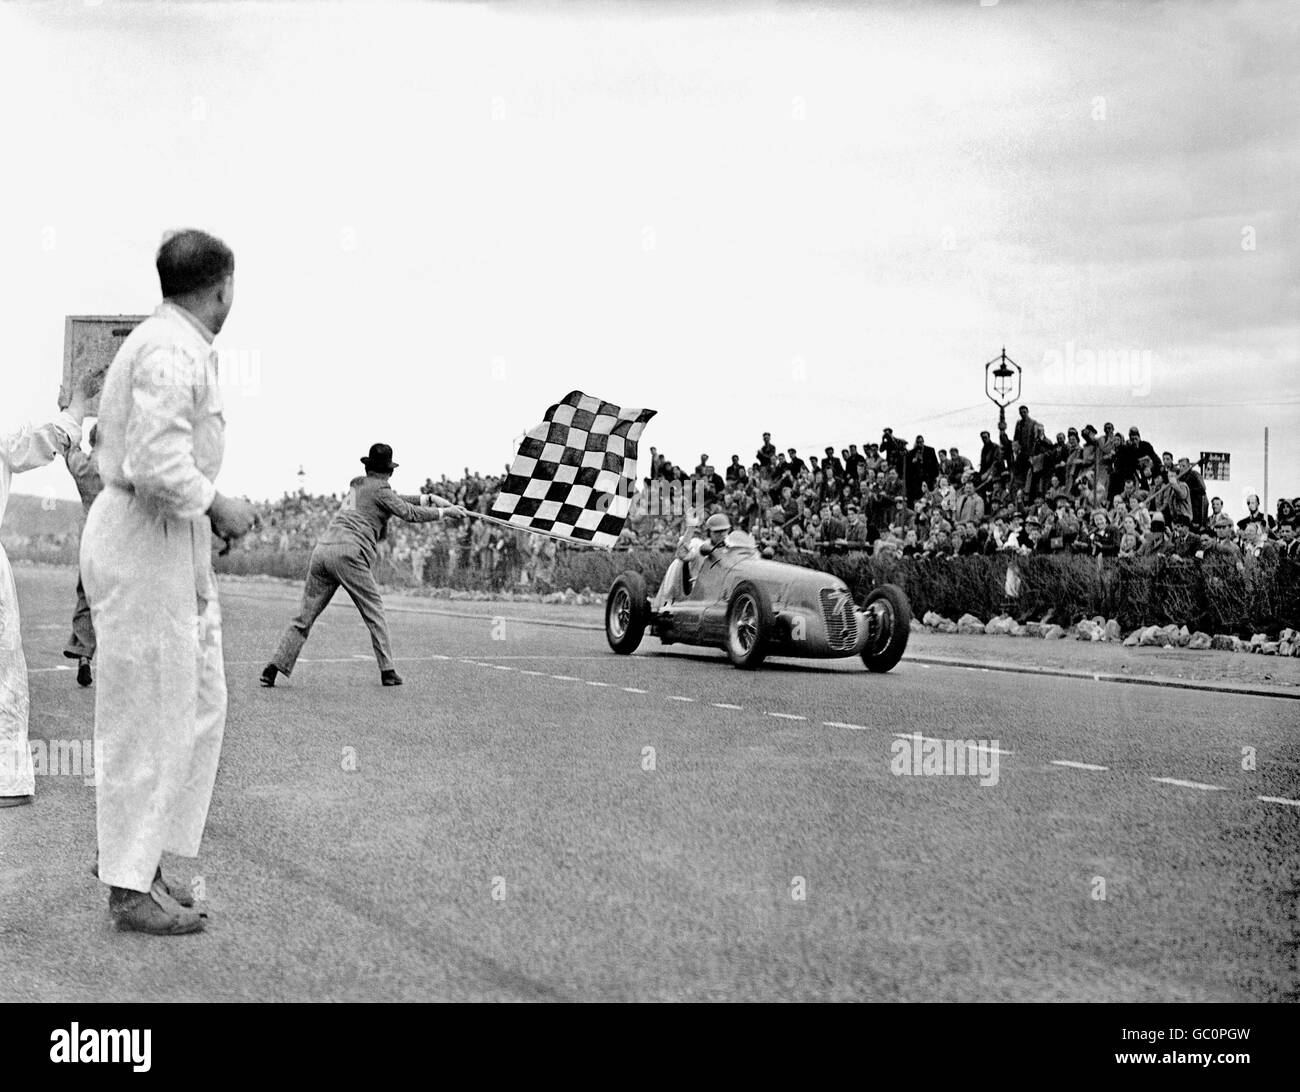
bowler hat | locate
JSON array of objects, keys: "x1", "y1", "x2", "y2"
[{"x1": 361, "y1": 443, "x2": 399, "y2": 473}]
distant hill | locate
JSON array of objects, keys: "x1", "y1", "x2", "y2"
[{"x1": 2, "y1": 494, "x2": 85, "y2": 537}]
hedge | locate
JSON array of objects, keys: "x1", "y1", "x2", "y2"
[
  {"x1": 9, "y1": 538, "x2": 1297, "y2": 636},
  {"x1": 799, "y1": 552, "x2": 1300, "y2": 636},
  {"x1": 217, "y1": 545, "x2": 1298, "y2": 635}
]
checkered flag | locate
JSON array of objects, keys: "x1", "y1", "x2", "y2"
[{"x1": 489, "y1": 391, "x2": 657, "y2": 547}]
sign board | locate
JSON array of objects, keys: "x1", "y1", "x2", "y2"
[
  {"x1": 1199, "y1": 451, "x2": 1230, "y2": 481},
  {"x1": 59, "y1": 315, "x2": 147, "y2": 415}
]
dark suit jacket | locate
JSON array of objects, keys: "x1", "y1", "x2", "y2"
[
  {"x1": 1012, "y1": 415, "x2": 1039, "y2": 463},
  {"x1": 318, "y1": 473, "x2": 441, "y2": 563},
  {"x1": 905, "y1": 446, "x2": 940, "y2": 500},
  {"x1": 1179, "y1": 468, "x2": 1207, "y2": 525}
]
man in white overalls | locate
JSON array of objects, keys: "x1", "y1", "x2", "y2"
[{"x1": 81, "y1": 230, "x2": 255, "y2": 935}]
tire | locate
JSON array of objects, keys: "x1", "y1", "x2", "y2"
[
  {"x1": 860, "y1": 583, "x2": 911, "y2": 673},
  {"x1": 606, "y1": 573, "x2": 649, "y2": 654},
  {"x1": 725, "y1": 580, "x2": 773, "y2": 669}
]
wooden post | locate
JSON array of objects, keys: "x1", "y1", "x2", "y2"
[{"x1": 1263, "y1": 427, "x2": 1269, "y2": 516}]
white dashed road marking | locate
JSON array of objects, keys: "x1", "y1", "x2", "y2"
[
  {"x1": 247, "y1": 652, "x2": 1297, "y2": 811},
  {"x1": 1151, "y1": 777, "x2": 1226, "y2": 792}
]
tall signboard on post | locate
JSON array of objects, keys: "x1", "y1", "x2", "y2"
[
  {"x1": 1199, "y1": 451, "x2": 1231, "y2": 482},
  {"x1": 58, "y1": 315, "x2": 147, "y2": 416}
]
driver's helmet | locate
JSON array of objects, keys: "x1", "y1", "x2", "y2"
[{"x1": 704, "y1": 513, "x2": 732, "y2": 536}]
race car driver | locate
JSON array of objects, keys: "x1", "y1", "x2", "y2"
[{"x1": 660, "y1": 511, "x2": 733, "y2": 602}]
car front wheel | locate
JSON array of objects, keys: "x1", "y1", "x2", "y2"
[
  {"x1": 860, "y1": 583, "x2": 911, "y2": 673},
  {"x1": 606, "y1": 573, "x2": 649, "y2": 654},
  {"x1": 725, "y1": 580, "x2": 772, "y2": 669}
]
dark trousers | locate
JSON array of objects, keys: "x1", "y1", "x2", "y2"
[
  {"x1": 63, "y1": 572, "x2": 96, "y2": 661},
  {"x1": 271, "y1": 544, "x2": 395, "y2": 675}
]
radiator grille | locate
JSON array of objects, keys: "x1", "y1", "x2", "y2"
[{"x1": 819, "y1": 588, "x2": 858, "y2": 651}]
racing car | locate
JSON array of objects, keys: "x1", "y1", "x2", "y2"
[{"x1": 604, "y1": 528, "x2": 911, "y2": 671}]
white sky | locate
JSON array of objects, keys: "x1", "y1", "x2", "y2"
[{"x1": 2, "y1": 0, "x2": 1297, "y2": 510}]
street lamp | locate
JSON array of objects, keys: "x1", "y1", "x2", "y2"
[{"x1": 984, "y1": 347, "x2": 1022, "y2": 434}]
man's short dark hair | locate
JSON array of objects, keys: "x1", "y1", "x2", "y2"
[{"x1": 156, "y1": 229, "x2": 234, "y2": 298}]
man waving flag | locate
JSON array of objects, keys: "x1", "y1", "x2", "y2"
[{"x1": 490, "y1": 391, "x2": 656, "y2": 548}]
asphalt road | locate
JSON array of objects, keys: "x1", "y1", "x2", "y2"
[{"x1": 2, "y1": 567, "x2": 1296, "y2": 1002}]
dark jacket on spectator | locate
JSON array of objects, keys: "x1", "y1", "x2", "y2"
[
  {"x1": 905, "y1": 445, "x2": 940, "y2": 503},
  {"x1": 1073, "y1": 525, "x2": 1121, "y2": 557},
  {"x1": 979, "y1": 437, "x2": 1002, "y2": 479},
  {"x1": 1012, "y1": 413, "x2": 1040, "y2": 467},
  {"x1": 1179, "y1": 467, "x2": 1207, "y2": 527},
  {"x1": 1138, "y1": 530, "x2": 1176, "y2": 557},
  {"x1": 1112, "y1": 439, "x2": 1159, "y2": 495}
]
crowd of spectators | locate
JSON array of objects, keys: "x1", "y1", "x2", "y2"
[
  {"x1": 625, "y1": 409, "x2": 1300, "y2": 569},
  {"x1": 234, "y1": 408, "x2": 1300, "y2": 583}
]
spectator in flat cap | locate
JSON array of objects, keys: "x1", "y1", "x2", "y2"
[
  {"x1": 1138, "y1": 512, "x2": 1175, "y2": 556},
  {"x1": 1203, "y1": 515, "x2": 1243, "y2": 564}
]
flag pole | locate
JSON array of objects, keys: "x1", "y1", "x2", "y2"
[{"x1": 459, "y1": 508, "x2": 616, "y2": 550}]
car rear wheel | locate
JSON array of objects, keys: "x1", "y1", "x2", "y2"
[
  {"x1": 725, "y1": 580, "x2": 772, "y2": 669},
  {"x1": 860, "y1": 583, "x2": 910, "y2": 673},
  {"x1": 606, "y1": 573, "x2": 649, "y2": 654}
]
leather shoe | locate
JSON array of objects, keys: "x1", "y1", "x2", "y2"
[
  {"x1": 381, "y1": 669, "x2": 403, "y2": 686},
  {"x1": 260, "y1": 664, "x2": 279, "y2": 688},
  {"x1": 92, "y1": 862, "x2": 196, "y2": 908},
  {"x1": 110, "y1": 885, "x2": 205, "y2": 935},
  {"x1": 77, "y1": 658, "x2": 93, "y2": 687},
  {"x1": 152, "y1": 872, "x2": 197, "y2": 909}
]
